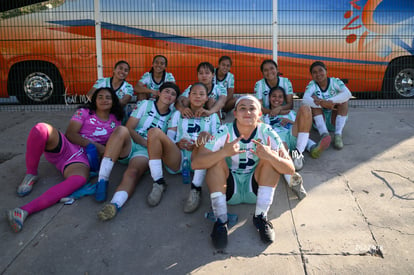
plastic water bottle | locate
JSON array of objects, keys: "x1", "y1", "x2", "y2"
[{"x1": 182, "y1": 156, "x2": 191, "y2": 184}]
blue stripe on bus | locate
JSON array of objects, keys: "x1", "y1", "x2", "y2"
[{"x1": 48, "y1": 19, "x2": 388, "y2": 66}]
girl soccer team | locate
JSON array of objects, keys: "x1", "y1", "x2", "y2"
[{"x1": 7, "y1": 56, "x2": 352, "y2": 249}]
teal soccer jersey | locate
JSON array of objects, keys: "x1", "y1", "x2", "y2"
[
  {"x1": 204, "y1": 122, "x2": 283, "y2": 174},
  {"x1": 168, "y1": 111, "x2": 220, "y2": 143},
  {"x1": 262, "y1": 110, "x2": 296, "y2": 136},
  {"x1": 254, "y1": 76, "x2": 293, "y2": 109},
  {"x1": 93, "y1": 77, "x2": 134, "y2": 99},
  {"x1": 304, "y1": 77, "x2": 349, "y2": 101},
  {"x1": 182, "y1": 83, "x2": 227, "y2": 101},
  {"x1": 139, "y1": 72, "x2": 175, "y2": 91},
  {"x1": 130, "y1": 100, "x2": 173, "y2": 139},
  {"x1": 262, "y1": 110, "x2": 297, "y2": 150},
  {"x1": 213, "y1": 69, "x2": 235, "y2": 89}
]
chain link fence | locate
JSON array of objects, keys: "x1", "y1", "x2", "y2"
[{"x1": 0, "y1": 0, "x2": 413, "y2": 110}]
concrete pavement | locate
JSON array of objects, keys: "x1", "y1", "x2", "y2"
[{"x1": 0, "y1": 101, "x2": 413, "y2": 274}]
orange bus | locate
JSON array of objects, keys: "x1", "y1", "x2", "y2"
[{"x1": 0, "y1": 0, "x2": 413, "y2": 104}]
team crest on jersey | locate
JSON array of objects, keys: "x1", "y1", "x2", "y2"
[
  {"x1": 111, "y1": 121, "x2": 116, "y2": 128},
  {"x1": 74, "y1": 110, "x2": 83, "y2": 118}
]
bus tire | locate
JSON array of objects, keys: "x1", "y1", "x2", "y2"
[
  {"x1": 383, "y1": 58, "x2": 414, "y2": 99},
  {"x1": 8, "y1": 62, "x2": 65, "y2": 104}
]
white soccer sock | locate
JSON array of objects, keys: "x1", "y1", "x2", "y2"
[
  {"x1": 211, "y1": 192, "x2": 227, "y2": 222},
  {"x1": 335, "y1": 115, "x2": 347, "y2": 135},
  {"x1": 296, "y1": 132, "x2": 309, "y2": 153},
  {"x1": 255, "y1": 186, "x2": 275, "y2": 217},
  {"x1": 110, "y1": 190, "x2": 128, "y2": 208},
  {"x1": 306, "y1": 139, "x2": 316, "y2": 152},
  {"x1": 98, "y1": 157, "x2": 114, "y2": 181},
  {"x1": 192, "y1": 169, "x2": 206, "y2": 187},
  {"x1": 314, "y1": 115, "x2": 328, "y2": 136},
  {"x1": 149, "y1": 159, "x2": 163, "y2": 181}
]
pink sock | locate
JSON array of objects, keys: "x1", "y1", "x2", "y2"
[
  {"x1": 26, "y1": 123, "x2": 50, "y2": 175},
  {"x1": 21, "y1": 175, "x2": 87, "y2": 215}
]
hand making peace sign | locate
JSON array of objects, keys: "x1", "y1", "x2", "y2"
[
  {"x1": 222, "y1": 134, "x2": 246, "y2": 157},
  {"x1": 251, "y1": 136, "x2": 275, "y2": 161}
]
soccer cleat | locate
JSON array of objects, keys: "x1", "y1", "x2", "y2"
[
  {"x1": 97, "y1": 203, "x2": 119, "y2": 221},
  {"x1": 7, "y1": 208, "x2": 28, "y2": 233},
  {"x1": 183, "y1": 188, "x2": 201, "y2": 213},
  {"x1": 253, "y1": 213, "x2": 275, "y2": 244},
  {"x1": 310, "y1": 133, "x2": 331, "y2": 159},
  {"x1": 95, "y1": 179, "x2": 109, "y2": 202},
  {"x1": 289, "y1": 172, "x2": 307, "y2": 200},
  {"x1": 147, "y1": 181, "x2": 166, "y2": 207},
  {"x1": 211, "y1": 218, "x2": 228, "y2": 249},
  {"x1": 333, "y1": 134, "x2": 343, "y2": 150},
  {"x1": 17, "y1": 174, "x2": 38, "y2": 197},
  {"x1": 291, "y1": 149, "x2": 304, "y2": 171}
]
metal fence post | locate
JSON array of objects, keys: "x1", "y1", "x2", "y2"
[{"x1": 94, "y1": 0, "x2": 103, "y2": 79}]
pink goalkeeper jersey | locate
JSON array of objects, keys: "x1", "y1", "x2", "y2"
[{"x1": 70, "y1": 108, "x2": 120, "y2": 145}]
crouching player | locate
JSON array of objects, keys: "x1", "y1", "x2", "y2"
[{"x1": 192, "y1": 95, "x2": 303, "y2": 249}]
